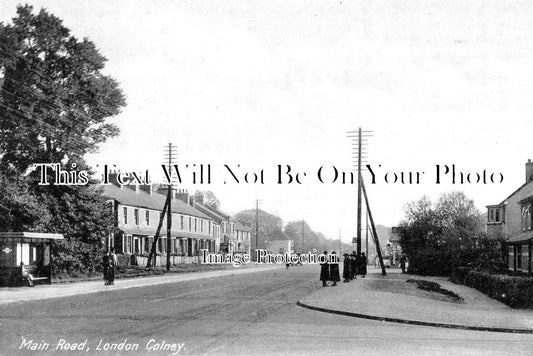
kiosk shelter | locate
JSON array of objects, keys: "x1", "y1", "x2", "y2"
[{"x1": 0, "y1": 232, "x2": 64, "y2": 287}]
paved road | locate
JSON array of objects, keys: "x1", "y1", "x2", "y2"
[{"x1": 1, "y1": 265, "x2": 533, "y2": 356}]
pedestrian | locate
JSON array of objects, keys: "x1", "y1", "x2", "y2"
[
  {"x1": 360, "y1": 252, "x2": 367, "y2": 278},
  {"x1": 102, "y1": 251, "x2": 111, "y2": 286},
  {"x1": 351, "y1": 251, "x2": 357, "y2": 280},
  {"x1": 108, "y1": 247, "x2": 117, "y2": 285},
  {"x1": 342, "y1": 253, "x2": 351, "y2": 283},
  {"x1": 320, "y1": 250, "x2": 329, "y2": 287},
  {"x1": 400, "y1": 254, "x2": 407, "y2": 274},
  {"x1": 329, "y1": 251, "x2": 340, "y2": 286}
]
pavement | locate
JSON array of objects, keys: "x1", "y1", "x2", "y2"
[
  {"x1": 0, "y1": 264, "x2": 281, "y2": 305},
  {"x1": 4, "y1": 263, "x2": 533, "y2": 335},
  {"x1": 298, "y1": 267, "x2": 533, "y2": 334}
]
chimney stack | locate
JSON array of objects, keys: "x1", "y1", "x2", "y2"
[
  {"x1": 176, "y1": 189, "x2": 189, "y2": 204},
  {"x1": 527, "y1": 159, "x2": 533, "y2": 183},
  {"x1": 108, "y1": 170, "x2": 122, "y2": 188},
  {"x1": 139, "y1": 184, "x2": 153, "y2": 195}
]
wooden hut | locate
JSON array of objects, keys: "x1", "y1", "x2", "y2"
[{"x1": 0, "y1": 232, "x2": 63, "y2": 287}]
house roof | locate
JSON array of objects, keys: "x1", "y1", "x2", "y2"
[
  {"x1": 193, "y1": 203, "x2": 225, "y2": 223},
  {"x1": 0, "y1": 232, "x2": 64, "y2": 240},
  {"x1": 102, "y1": 184, "x2": 212, "y2": 220},
  {"x1": 496, "y1": 180, "x2": 533, "y2": 206},
  {"x1": 192, "y1": 202, "x2": 237, "y2": 224}
]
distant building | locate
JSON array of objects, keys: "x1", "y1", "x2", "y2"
[
  {"x1": 234, "y1": 221, "x2": 252, "y2": 254},
  {"x1": 389, "y1": 226, "x2": 403, "y2": 266},
  {"x1": 267, "y1": 240, "x2": 293, "y2": 256},
  {"x1": 188, "y1": 191, "x2": 251, "y2": 255},
  {"x1": 486, "y1": 160, "x2": 533, "y2": 274}
]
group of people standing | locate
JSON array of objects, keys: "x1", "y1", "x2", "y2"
[
  {"x1": 102, "y1": 248, "x2": 117, "y2": 286},
  {"x1": 342, "y1": 251, "x2": 367, "y2": 283},
  {"x1": 319, "y1": 251, "x2": 368, "y2": 287}
]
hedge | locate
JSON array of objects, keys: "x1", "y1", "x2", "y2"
[{"x1": 451, "y1": 268, "x2": 533, "y2": 309}]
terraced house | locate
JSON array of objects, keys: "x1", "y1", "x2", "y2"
[
  {"x1": 103, "y1": 178, "x2": 216, "y2": 266},
  {"x1": 487, "y1": 160, "x2": 533, "y2": 274},
  {"x1": 188, "y1": 193, "x2": 251, "y2": 255}
]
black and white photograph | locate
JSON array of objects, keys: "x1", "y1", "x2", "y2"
[{"x1": 1, "y1": 1, "x2": 533, "y2": 355}]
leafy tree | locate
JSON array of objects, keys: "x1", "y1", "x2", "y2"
[
  {"x1": 43, "y1": 183, "x2": 118, "y2": 275},
  {"x1": 194, "y1": 190, "x2": 220, "y2": 210},
  {"x1": 0, "y1": 5, "x2": 125, "y2": 275},
  {"x1": 284, "y1": 220, "x2": 321, "y2": 253},
  {"x1": 0, "y1": 5, "x2": 125, "y2": 172},
  {"x1": 0, "y1": 174, "x2": 50, "y2": 231},
  {"x1": 399, "y1": 192, "x2": 486, "y2": 276},
  {"x1": 235, "y1": 209, "x2": 285, "y2": 250}
]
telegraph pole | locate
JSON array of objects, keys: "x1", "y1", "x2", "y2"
[
  {"x1": 365, "y1": 210, "x2": 369, "y2": 265},
  {"x1": 146, "y1": 194, "x2": 169, "y2": 268},
  {"x1": 146, "y1": 143, "x2": 177, "y2": 270},
  {"x1": 361, "y1": 178, "x2": 386, "y2": 276},
  {"x1": 357, "y1": 128, "x2": 362, "y2": 255},
  {"x1": 347, "y1": 128, "x2": 372, "y2": 255},
  {"x1": 164, "y1": 143, "x2": 177, "y2": 272}
]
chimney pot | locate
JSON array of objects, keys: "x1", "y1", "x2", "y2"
[{"x1": 527, "y1": 160, "x2": 533, "y2": 183}]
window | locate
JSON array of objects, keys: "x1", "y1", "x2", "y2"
[
  {"x1": 134, "y1": 208, "x2": 139, "y2": 226},
  {"x1": 194, "y1": 218, "x2": 197, "y2": 232},
  {"x1": 523, "y1": 245, "x2": 530, "y2": 273},
  {"x1": 145, "y1": 210, "x2": 150, "y2": 226},
  {"x1": 123, "y1": 207, "x2": 128, "y2": 224},
  {"x1": 180, "y1": 215, "x2": 184, "y2": 230},
  {"x1": 488, "y1": 206, "x2": 504, "y2": 224},
  {"x1": 521, "y1": 204, "x2": 532, "y2": 231},
  {"x1": 517, "y1": 245, "x2": 523, "y2": 270},
  {"x1": 189, "y1": 217, "x2": 192, "y2": 232},
  {"x1": 200, "y1": 219, "x2": 203, "y2": 233},
  {"x1": 209, "y1": 221, "x2": 211, "y2": 235}
]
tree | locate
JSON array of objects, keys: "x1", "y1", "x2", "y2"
[
  {"x1": 43, "y1": 184, "x2": 118, "y2": 275},
  {"x1": 0, "y1": 5, "x2": 125, "y2": 172},
  {"x1": 284, "y1": 220, "x2": 320, "y2": 253},
  {"x1": 399, "y1": 192, "x2": 486, "y2": 276},
  {"x1": 235, "y1": 209, "x2": 284, "y2": 250},
  {"x1": 0, "y1": 5, "x2": 125, "y2": 276},
  {"x1": 0, "y1": 174, "x2": 50, "y2": 231},
  {"x1": 194, "y1": 190, "x2": 220, "y2": 210}
]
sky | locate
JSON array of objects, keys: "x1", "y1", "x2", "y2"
[{"x1": 2, "y1": 0, "x2": 533, "y2": 243}]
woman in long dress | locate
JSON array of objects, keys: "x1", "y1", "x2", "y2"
[
  {"x1": 329, "y1": 251, "x2": 340, "y2": 286},
  {"x1": 319, "y1": 251, "x2": 329, "y2": 287}
]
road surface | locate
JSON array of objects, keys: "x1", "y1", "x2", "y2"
[{"x1": 1, "y1": 264, "x2": 532, "y2": 355}]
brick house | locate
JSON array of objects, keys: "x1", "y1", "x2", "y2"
[
  {"x1": 234, "y1": 222, "x2": 252, "y2": 254},
  {"x1": 486, "y1": 160, "x2": 533, "y2": 274},
  {"x1": 188, "y1": 192, "x2": 251, "y2": 254},
  {"x1": 103, "y1": 182, "x2": 216, "y2": 266}
]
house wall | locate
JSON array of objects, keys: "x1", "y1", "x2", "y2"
[
  {"x1": 113, "y1": 202, "x2": 216, "y2": 264},
  {"x1": 502, "y1": 182, "x2": 533, "y2": 241}
]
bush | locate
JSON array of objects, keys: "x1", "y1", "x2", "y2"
[
  {"x1": 406, "y1": 248, "x2": 453, "y2": 276},
  {"x1": 407, "y1": 279, "x2": 463, "y2": 302},
  {"x1": 451, "y1": 270, "x2": 533, "y2": 308}
]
